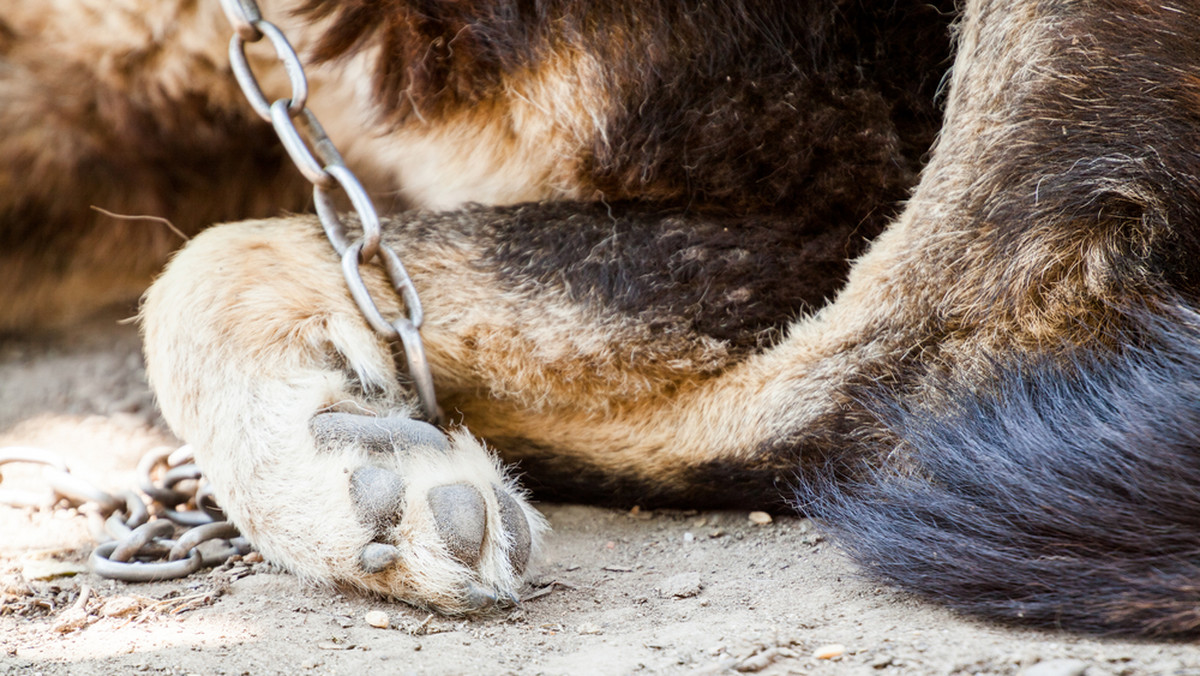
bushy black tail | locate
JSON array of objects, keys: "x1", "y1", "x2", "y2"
[{"x1": 802, "y1": 311, "x2": 1200, "y2": 637}]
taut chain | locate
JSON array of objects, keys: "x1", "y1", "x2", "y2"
[{"x1": 219, "y1": 0, "x2": 441, "y2": 424}]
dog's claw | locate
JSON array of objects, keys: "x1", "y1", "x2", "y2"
[
  {"x1": 493, "y1": 486, "x2": 532, "y2": 574},
  {"x1": 463, "y1": 582, "x2": 499, "y2": 611},
  {"x1": 310, "y1": 412, "x2": 450, "y2": 454},
  {"x1": 349, "y1": 466, "x2": 406, "y2": 534},
  {"x1": 428, "y1": 483, "x2": 486, "y2": 567},
  {"x1": 360, "y1": 542, "x2": 402, "y2": 573}
]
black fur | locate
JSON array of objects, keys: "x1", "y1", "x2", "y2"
[
  {"x1": 494, "y1": 435, "x2": 801, "y2": 510},
  {"x1": 801, "y1": 307, "x2": 1200, "y2": 637},
  {"x1": 484, "y1": 201, "x2": 857, "y2": 352},
  {"x1": 299, "y1": 0, "x2": 953, "y2": 214}
]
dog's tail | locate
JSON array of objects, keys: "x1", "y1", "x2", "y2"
[{"x1": 802, "y1": 308, "x2": 1200, "y2": 637}]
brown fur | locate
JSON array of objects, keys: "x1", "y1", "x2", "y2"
[{"x1": 9, "y1": 0, "x2": 1200, "y2": 636}]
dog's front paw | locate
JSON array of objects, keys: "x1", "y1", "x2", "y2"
[
  {"x1": 211, "y1": 411, "x2": 542, "y2": 614},
  {"x1": 313, "y1": 412, "x2": 539, "y2": 612},
  {"x1": 140, "y1": 219, "x2": 542, "y2": 613}
]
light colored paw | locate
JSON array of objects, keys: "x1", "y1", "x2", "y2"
[
  {"x1": 245, "y1": 411, "x2": 543, "y2": 613},
  {"x1": 141, "y1": 218, "x2": 543, "y2": 613}
]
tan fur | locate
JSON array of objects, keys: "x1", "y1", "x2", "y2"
[
  {"x1": 366, "y1": 50, "x2": 612, "y2": 208},
  {"x1": 142, "y1": 220, "x2": 545, "y2": 611},
  {"x1": 143, "y1": 0, "x2": 1160, "y2": 601},
  {"x1": 0, "y1": 0, "x2": 605, "y2": 329},
  {"x1": 0, "y1": 0, "x2": 303, "y2": 329},
  {"x1": 258, "y1": 2, "x2": 609, "y2": 207},
  {"x1": 10, "y1": 0, "x2": 1198, "y2": 632}
]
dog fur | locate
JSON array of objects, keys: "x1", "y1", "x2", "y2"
[{"x1": 6, "y1": 0, "x2": 1200, "y2": 636}]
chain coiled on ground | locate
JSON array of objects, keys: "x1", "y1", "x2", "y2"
[
  {"x1": 1, "y1": 446, "x2": 249, "y2": 582},
  {"x1": 219, "y1": 0, "x2": 440, "y2": 424}
]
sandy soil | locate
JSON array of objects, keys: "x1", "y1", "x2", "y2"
[{"x1": 2, "y1": 309, "x2": 1198, "y2": 675}]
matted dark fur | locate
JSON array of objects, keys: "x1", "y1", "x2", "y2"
[{"x1": 7, "y1": 0, "x2": 1200, "y2": 638}]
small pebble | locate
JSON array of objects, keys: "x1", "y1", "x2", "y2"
[
  {"x1": 748, "y1": 511, "x2": 772, "y2": 525},
  {"x1": 244, "y1": 551, "x2": 264, "y2": 563},
  {"x1": 683, "y1": 532, "x2": 695, "y2": 542},
  {"x1": 365, "y1": 610, "x2": 390, "y2": 629},
  {"x1": 812, "y1": 644, "x2": 845, "y2": 660}
]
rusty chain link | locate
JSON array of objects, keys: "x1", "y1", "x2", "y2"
[
  {"x1": 219, "y1": 0, "x2": 441, "y2": 424},
  {"x1": 1, "y1": 446, "x2": 250, "y2": 583}
]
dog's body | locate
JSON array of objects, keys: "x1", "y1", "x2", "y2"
[{"x1": 6, "y1": 0, "x2": 1200, "y2": 636}]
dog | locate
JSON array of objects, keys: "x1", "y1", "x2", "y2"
[{"x1": 5, "y1": 0, "x2": 1200, "y2": 636}]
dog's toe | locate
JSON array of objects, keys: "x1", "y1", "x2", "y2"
[
  {"x1": 359, "y1": 542, "x2": 403, "y2": 573},
  {"x1": 428, "y1": 482, "x2": 487, "y2": 567},
  {"x1": 349, "y1": 466, "x2": 406, "y2": 533},
  {"x1": 494, "y1": 485, "x2": 533, "y2": 573},
  {"x1": 311, "y1": 411, "x2": 449, "y2": 454}
]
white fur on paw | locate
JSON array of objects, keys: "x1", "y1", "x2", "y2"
[
  {"x1": 141, "y1": 220, "x2": 543, "y2": 613},
  {"x1": 297, "y1": 413, "x2": 544, "y2": 613}
]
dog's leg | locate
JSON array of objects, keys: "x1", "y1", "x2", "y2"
[
  {"x1": 141, "y1": 196, "x2": 891, "y2": 607},
  {"x1": 376, "y1": 0, "x2": 1200, "y2": 636},
  {"x1": 142, "y1": 219, "x2": 547, "y2": 611}
]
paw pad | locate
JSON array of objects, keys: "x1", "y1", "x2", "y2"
[
  {"x1": 494, "y1": 486, "x2": 532, "y2": 574},
  {"x1": 311, "y1": 411, "x2": 448, "y2": 454},
  {"x1": 300, "y1": 411, "x2": 539, "y2": 611},
  {"x1": 428, "y1": 483, "x2": 487, "y2": 567},
  {"x1": 349, "y1": 466, "x2": 406, "y2": 534}
]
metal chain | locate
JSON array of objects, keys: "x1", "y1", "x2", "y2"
[
  {"x1": 4, "y1": 2, "x2": 446, "y2": 585},
  {"x1": 218, "y1": 0, "x2": 441, "y2": 424},
  {"x1": 4, "y1": 3, "x2": 445, "y2": 588},
  {"x1": 1, "y1": 446, "x2": 250, "y2": 582}
]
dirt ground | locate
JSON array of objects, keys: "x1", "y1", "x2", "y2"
[{"x1": 2, "y1": 309, "x2": 1198, "y2": 675}]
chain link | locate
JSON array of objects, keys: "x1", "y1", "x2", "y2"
[
  {"x1": 218, "y1": 0, "x2": 441, "y2": 424},
  {"x1": 1, "y1": 446, "x2": 250, "y2": 583}
]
